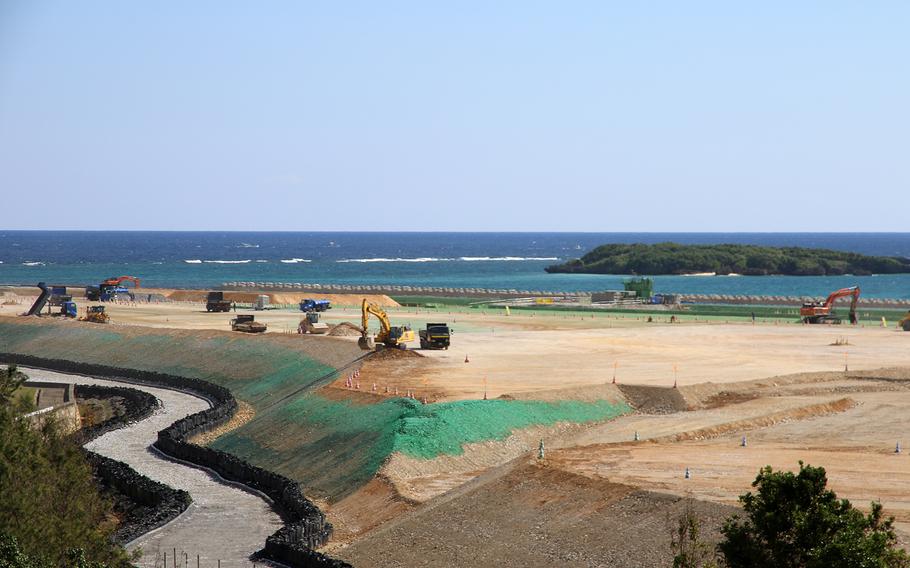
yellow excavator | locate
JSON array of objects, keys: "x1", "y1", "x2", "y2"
[
  {"x1": 899, "y1": 311, "x2": 910, "y2": 332},
  {"x1": 359, "y1": 299, "x2": 415, "y2": 350}
]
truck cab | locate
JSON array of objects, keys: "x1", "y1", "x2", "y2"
[
  {"x1": 419, "y1": 323, "x2": 451, "y2": 349},
  {"x1": 300, "y1": 299, "x2": 332, "y2": 312}
]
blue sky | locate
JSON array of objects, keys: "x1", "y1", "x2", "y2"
[{"x1": 1, "y1": 2, "x2": 907, "y2": 231}]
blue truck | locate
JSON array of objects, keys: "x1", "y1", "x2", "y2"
[{"x1": 299, "y1": 299, "x2": 331, "y2": 313}]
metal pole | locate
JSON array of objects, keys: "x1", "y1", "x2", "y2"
[{"x1": 197, "y1": 554, "x2": 200, "y2": 568}]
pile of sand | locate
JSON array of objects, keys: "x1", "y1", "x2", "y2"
[{"x1": 328, "y1": 322, "x2": 364, "y2": 336}]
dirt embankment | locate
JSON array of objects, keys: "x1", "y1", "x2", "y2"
[
  {"x1": 617, "y1": 384, "x2": 688, "y2": 414},
  {"x1": 335, "y1": 459, "x2": 736, "y2": 568}
]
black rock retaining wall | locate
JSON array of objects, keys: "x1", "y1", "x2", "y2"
[
  {"x1": 0, "y1": 353, "x2": 352, "y2": 568},
  {"x1": 72, "y1": 382, "x2": 192, "y2": 544}
]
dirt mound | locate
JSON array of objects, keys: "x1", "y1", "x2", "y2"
[
  {"x1": 370, "y1": 348, "x2": 424, "y2": 360},
  {"x1": 617, "y1": 384, "x2": 688, "y2": 414},
  {"x1": 657, "y1": 397, "x2": 857, "y2": 443},
  {"x1": 328, "y1": 322, "x2": 364, "y2": 336}
]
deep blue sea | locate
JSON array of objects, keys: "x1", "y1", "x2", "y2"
[{"x1": 1, "y1": 232, "x2": 909, "y2": 299}]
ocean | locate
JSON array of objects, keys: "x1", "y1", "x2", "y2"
[{"x1": 1, "y1": 231, "x2": 910, "y2": 299}]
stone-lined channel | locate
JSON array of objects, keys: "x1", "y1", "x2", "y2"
[{"x1": 25, "y1": 368, "x2": 283, "y2": 567}]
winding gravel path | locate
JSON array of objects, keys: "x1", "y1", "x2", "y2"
[{"x1": 25, "y1": 368, "x2": 283, "y2": 568}]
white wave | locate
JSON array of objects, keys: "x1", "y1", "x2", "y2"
[
  {"x1": 238, "y1": 243, "x2": 259, "y2": 248},
  {"x1": 203, "y1": 260, "x2": 251, "y2": 264},
  {"x1": 280, "y1": 258, "x2": 312, "y2": 264},
  {"x1": 337, "y1": 257, "x2": 453, "y2": 263},
  {"x1": 459, "y1": 256, "x2": 559, "y2": 262},
  {"x1": 184, "y1": 259, "x2": 203, "y2": 264},
  {"x1": 682, "y1": 272, "x2": 716, "y2": 277},
  {"x1": 255, "y1": 260, "x2": 269, "y2": 263},
  {"x1": 22, "y1": 261, "x2": 45, "y2": 266}
]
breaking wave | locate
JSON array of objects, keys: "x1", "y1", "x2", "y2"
[
  {"x1": 184, "y1": 259, "x2": 251, "y2": 264},
  {"x1": 337, "y1": 257, "x2": 453, "y2": 263},
  {"x1": 280, "y1": 258, "x2": 312, "y2": 264},
  {"x1": 459, "y1": 256, "x2": 559, "y2": 261},
  {"x1": 22, "y1": 261, "x2": 45, "y2": 266}
]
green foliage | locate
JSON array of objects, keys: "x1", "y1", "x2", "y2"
[
  {"x1": 719, "y1": 462, "x2": 910, "y2": 568},
  {"x1": 0, "y1": 367, "x2": 130, "y2": 567},
  {"x1": 0, "y1": 533, "x2": 113, "y2": 568},
  {"x1": 670, "y1": 501, "x2": 719, "y2": 568},
  {"x1": 545, "y1": 243, "x2": 910, "y2": 276},
  {"x1": 0, "y1": 365, "x2": 27, "y2": 406}
]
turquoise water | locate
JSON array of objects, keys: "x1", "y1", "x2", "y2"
[{"x1": 1, "y1": 231, "x2": 909, "y2": 298}]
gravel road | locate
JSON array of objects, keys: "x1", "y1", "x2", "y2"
[{"x1": 24, "y1": 368, "x2": 283, "y2": 568}]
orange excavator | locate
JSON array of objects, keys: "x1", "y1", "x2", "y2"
[
  {"x1": 800, "y1": 286, "x2": 860, "y2": 324},
  {"x1": 86, "y1": 276, "x2": 141, "y2": 302}
]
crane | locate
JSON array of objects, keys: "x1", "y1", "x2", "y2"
[
  {"x1": 359, "y1": 298, "x2": 415, "y2": 350},
  {"x1": 800, "y1": 286, "x2": 860, "y2": 324}
]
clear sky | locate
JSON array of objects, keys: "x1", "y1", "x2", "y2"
[{"x1": 1, "y1": 2, "x2": 907, "y2": 231}]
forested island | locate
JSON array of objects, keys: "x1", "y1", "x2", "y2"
[{"x1": 545, "y1": 243, "x2": 910, "y2": 276}]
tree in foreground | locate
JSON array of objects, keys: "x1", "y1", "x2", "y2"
[
  {"x1": 719, "y1": 462, "x2": 909, "y2": 568},
  {"x1": 0, "y1": 366, "x2": 131, "y2": 567}
]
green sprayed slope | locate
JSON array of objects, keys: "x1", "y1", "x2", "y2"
[
  {"x1": 0, "y1": 319, "x2": 348, "y2": 408},
  {"x1": 213, "y1": 394, "x2": 630, "y2": 500},
  {"x1": 1, "y1": 319, "x2": 631, "y2": 502}
]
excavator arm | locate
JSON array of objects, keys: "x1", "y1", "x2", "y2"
[
  {"x1": 101, "y1": 276, "x2": 140, "y2": 288},
  {"x1": 801, "y1": 286, "x2": 860, "y2": 324}
]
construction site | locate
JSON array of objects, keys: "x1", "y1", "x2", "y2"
[{"x1": 2, "y1": 278, "x2": 910, "y2": 567}]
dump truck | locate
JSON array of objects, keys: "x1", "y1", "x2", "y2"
[
  {"x1": 80, "y1": 305, "x2": 109, "y2": 324},
  {"x1": 206, "y1": 291, "x2": 232, "y2": 312},
  {"x1": 231, "y1": 314, "x2": 267, "y2": 333},
  {"x1": 299, "y1": 299, "x2": 332, "y2": 312},
  {"x1": 419, "y1": 323, "x2": 451, "y2": 349},
  {"x1": 298, "y1": 312, "x2": 330, "y2": 334}
]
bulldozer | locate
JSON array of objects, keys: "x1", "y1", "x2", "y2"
[
  {"x1": 231, "y1": 314, "x2": 267, "y2": 333},
  {"x1": 359, "y1": 298, "x2": 415, "y2": 350},
  {"x1": 800, "y1": 286, "x2": 860, "y2": 324},
  {"x1": 80, "y1": 305, "x2": 109, "y2": 324}
]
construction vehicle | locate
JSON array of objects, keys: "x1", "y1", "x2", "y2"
[
  {"x1": 298, "y1": 312, "x2": 330, "y2": 334},
  {"x1": 231, "y1": 314, "x2": 267, "y2": 333},
  {"x1": 26, "y1": 282, "x2": 52, "y2": 316},
  {"x1": 359, "y1": 298, "x2": 415, "y2": 350},
  {"x1": 299, "y1": 299, "x2": 332, "y2": 313},
  {"x1": 80, "y1": 305, "x2": 109, "y2": 324},
  {"x1": 206, "y1": 291, "x2": 233, "y2": 312},
  {"x1": 899, "y1": 311, "x2": 910, "y2": 332},
  {"x1": 800, "y1": 286, "x2": 860, "y2": 324},
  {"x1": 86, "y1": 276, "x2": 140, "y2": 302},
  {"x1": 254, "y1": 295, "x2": 270, "y2": 311},
  {"x1": 419, "y1": 323, "x2": 451, "y2": 350}
]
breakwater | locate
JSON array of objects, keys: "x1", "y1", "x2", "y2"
[{"x1": 222, "y1": 282, "x2": 910, "y2": 309}]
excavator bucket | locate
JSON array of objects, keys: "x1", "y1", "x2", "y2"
[{"x1": 358, "y1": 336, "x2": 375, "y2": 350}]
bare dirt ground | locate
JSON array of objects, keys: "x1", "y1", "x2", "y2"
[
  {"x1": 334, "y1": 458, "x2": 737, "y2": 568},
  {"x1": 5, "y1": 289, "x2": 910, "y2": 564}
]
